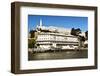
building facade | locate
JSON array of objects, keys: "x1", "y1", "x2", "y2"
[
  {"x1": 36, "y1": 32, "x2": 79, "y2": 49},
  {"x1": 32, "y1": 19, "x2": 79, "y2": 50}
]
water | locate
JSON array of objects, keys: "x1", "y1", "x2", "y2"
[{"x1": 28, "y1": 49, "x2": 88, "y2": 60}]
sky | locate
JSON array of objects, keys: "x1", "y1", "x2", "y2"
[{"x1": 28, "y1": 15, "x2": 88, "y2": 32}]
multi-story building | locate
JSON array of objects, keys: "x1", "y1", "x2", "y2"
[
  {"x1": 30, "y1": 19, "x2": 79, "y2": 51},
  {"x1": 36, "y1": 32, "x2": 79, "y2": 49}
]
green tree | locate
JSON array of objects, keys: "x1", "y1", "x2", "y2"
[
  {"x1": 71, "y1": 28, "x2": 75, "y2": 35},
  {"x1": 71, "y1": 28, "x2": 85, "y2": 48},
  {"x1": 79, "y1": 36, "x2": 85, "y2": 41},
  {"x1": 71, "y1": 28, "x2": 81, "y2": 36},
  {"x1": 30, "y1": 30, "x2": 35, "y2": 38},
  {"x1": 85, "y1": 31, "x2": 88, "y2": 40},
  {"x1": 28, "y1": 38, "x2": 36, "y2": 48}
]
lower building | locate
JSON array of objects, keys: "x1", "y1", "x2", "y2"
[{"x1": 36, "y1": 31, "x2": 79, "y2": 50}]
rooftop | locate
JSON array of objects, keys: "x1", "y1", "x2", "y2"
[{"x1": 36, "y1": 19, "x2": 71, "y2": 34}]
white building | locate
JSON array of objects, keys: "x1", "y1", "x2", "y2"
[{"x1": 34, "y1": 19, "x2": 79, "y2": 50}]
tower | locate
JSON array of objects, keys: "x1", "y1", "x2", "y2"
[{"x1": 40, "y1": 19, "x2": 42, "y2": 27}]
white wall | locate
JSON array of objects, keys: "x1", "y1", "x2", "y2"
[{"x1": 0, "y1": 0, "x2": 100, "y2": 76}]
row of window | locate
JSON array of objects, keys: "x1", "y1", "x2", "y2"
[
  {"x1": 37, "y1": 41, "x2": 79, "y2": 44},
  {"x1": 37, "y1": 36, "x2": 78, "y2": 41}
]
